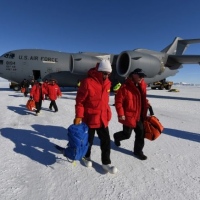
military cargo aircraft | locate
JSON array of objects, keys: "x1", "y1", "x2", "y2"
[{"x1": 0, "y1": 37, "x2": 200, "y2": 90}]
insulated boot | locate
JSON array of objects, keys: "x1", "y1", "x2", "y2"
[{"x1": 102, "y1": 164, "x2": 118, "y2": 174}]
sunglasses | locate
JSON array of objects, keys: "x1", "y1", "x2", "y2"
[
  {"x1": 138, "y1": 75, "x2": 145, "y2": 78},
  {"x1": 102, "y1": 72, "x2": 111, "y2": 76},
  {"x1": 133, "y1": 73, "x2": 145, "y2": 78}
]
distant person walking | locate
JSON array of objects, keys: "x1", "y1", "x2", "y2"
[
  {"x1": 74, "y1": 59, "x2": 117, "y2": 174},
  {"x1": 47, "y1": 79, "x2": 62, "y2": 112},
  {"x1": 43, "y1": 79, "x2": 50, "y2": 99},
  {"x1": 20, "y1": 79, "x2": 30, "y2": 97},
  {"x1": 114, "y1": 68, "x2": 150, "y2": 160},
  {"x1": 30, "y1": 79, "x2": 47, "y2": 116},
  {"x1": 30, "y1": 79, "x2": 35, "y2": 87}
]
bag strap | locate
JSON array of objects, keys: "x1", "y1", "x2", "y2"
[{"x1": 149, "y1": 106, "x2": 154, "y2": 116}]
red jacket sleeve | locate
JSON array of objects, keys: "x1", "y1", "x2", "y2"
[{"x1": 75, "y1": 79, "x2": 89, "y2": 118}]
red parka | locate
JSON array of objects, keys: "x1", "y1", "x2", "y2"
[
  {"x1": 75, "y1": 67, "x2": 112, "y2": 128},
  {"x1": 115, "y1": 78, "x2": 148, "y2": 128},
  {"x1": 47, "y1": 84, "x2": 62, "y2": 100},
  {"x1": 43, "y1": 82, "x2": 49, "y2": 91},
  {"x1": 30, "y1": 83, "x2": 47, "y2": 102}
]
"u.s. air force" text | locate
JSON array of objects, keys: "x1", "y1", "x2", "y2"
[{"x1": 19, "y1": 55, "x2": 58, "y2": 62}]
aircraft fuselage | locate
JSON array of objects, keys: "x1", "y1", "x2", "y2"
[
  {"x1": 1, "y1": 37, "x2": 200, "y2": 88},
  {"x1": 0, "y1": 49, "x2": 83, "y2": 86}
]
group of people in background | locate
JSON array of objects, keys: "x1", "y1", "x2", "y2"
[{"x1": 21, "y1": 78, "x2": 62, "y2": 116}]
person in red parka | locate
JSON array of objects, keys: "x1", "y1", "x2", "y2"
[
  {"x1": 30, "y1": 79, "x2": 47, "y2": 116},
  {"x1": 47, "y1": 79, "x2": 62, "y2": 112},
  {"x1": 43, "y1": 79, "x2": 50, "y2": 100},
  {"x1": 74, "y1": 59, "x2": 117, "y2": 174},
  {"x1": 114, "y1": 68, "x2": 150, "y2": 160}
]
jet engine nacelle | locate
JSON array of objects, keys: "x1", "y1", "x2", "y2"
[
  {"x1": 116, "y1": 51, "x2": 162, "y2": 78},
  {"x1": 70, "y1": 54, "x2": 101, "y2": 74}
]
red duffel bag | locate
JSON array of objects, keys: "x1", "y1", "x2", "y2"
[
  {"x1": 21, "y1": 87, "x2": 25, "y2": 93},
  {"x1": 144, "y1": 106, "x2": 164, "y2": 141},
  {"x1": 26, "y1": 99, "x2": 36, "y2": 111}
]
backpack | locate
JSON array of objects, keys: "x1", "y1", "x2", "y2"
[{"x1": 64, "y1": 123, "x2": 89, "y2": 161}]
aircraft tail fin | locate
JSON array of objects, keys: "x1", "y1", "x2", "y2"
[
  {"x1": 164, "y1": 37, "x2": 200, "y2": 69},
  {"x1": 161, "y1": 37, "x2": 200, "y2": 55}
]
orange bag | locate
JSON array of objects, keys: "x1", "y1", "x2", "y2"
[
  {"x1": 21, "y1": 87, "x2": 25, "y2": 93},
  {"x1": 26, "y1": 99, "x2": 36, "y2": 111},
  {"x1": 144, "y1": 106, "x2": 164, "y2": 141}
]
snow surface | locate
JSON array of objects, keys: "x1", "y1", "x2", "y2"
[{"x1": 0, "y1": 80, "x2": 200, "y2": 200}]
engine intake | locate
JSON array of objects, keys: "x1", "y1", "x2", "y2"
[
  {"x1": 116, "y1": 51, "x2": 162, "y2": 78},
  {"x1": 70, "y1": 54, "x2": 101, "y2": 75}
]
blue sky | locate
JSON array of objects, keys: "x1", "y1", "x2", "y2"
[{"x1": 1, "y1": 0, "x2": 200, "y2": 83}]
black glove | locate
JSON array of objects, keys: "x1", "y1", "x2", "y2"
[{"x1": 30, "y1": 96, "x2": 33, "y2": 100}]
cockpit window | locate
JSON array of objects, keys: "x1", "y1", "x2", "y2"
[{"x1": 3, "y1": 53, "x2": 15, "y2": 59}]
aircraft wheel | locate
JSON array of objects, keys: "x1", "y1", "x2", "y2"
[
  {"x1": 13, "y1": 85, "x2": 20, "y2": 91},
  {"x1": 166, "y1": 85, "x2": 171, "y2": 90},
  {"x1": 159, "y1": 85, "x2": 164, "y2": 90}
]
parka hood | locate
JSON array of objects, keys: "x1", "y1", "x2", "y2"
[{"x1": 87, "y1": 65, "x2": 105, "y2": 84}]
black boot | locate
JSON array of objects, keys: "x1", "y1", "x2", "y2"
[
  {"x1": 133, "y1": 152, "x2": 147, "y2": 160},
  {"x1": 113, "y1": 134, "x2": 121, "y2": 147}
]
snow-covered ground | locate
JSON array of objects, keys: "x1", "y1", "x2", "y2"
[{"x1": 0, "y1": 80, "x2": 200, "y2": 200}]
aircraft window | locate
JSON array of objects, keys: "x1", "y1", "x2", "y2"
[
  {"x1": 3, "y1": 53, "x2": 15, "y2": 59},
  {"x1": 3, "y1": 54, "x2": 9, "y2": 58},
  {"x1": 0, "y1": 60, "x2": 3, "y2": 65},
  {"x1": 9, "y1": 53, "x2": 15, "y2": 58}
]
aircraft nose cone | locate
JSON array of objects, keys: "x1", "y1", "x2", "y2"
[
  {"x1": 0, "y1": 56, "x2": 3, "y2": 65},
  {"x1": 0, "y1": 56, "x2": 5, "y2": 78}
]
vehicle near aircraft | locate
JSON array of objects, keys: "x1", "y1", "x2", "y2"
[
  {"x1": 0, "y1": 37, "x2": 200, "y2": 90},
  {"x1": 9, "y1": 81, "x2": 21, "y2": 91},
  {"x1": 150, "y1": 79, "x2": 173, "y2": 90}
]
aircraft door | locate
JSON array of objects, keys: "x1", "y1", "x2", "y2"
[{"x1": 32, "y1": 70, "x2": 41, "y2": 80}]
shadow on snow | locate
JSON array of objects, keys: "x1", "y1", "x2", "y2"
[
  {"x1": 1, "y1": 125, "x2": 67, "y2": 166},
  {"x1": 163, "y1": 128, "x2": 200, "y2": 143},
  {"x1": 147, "y1": 94, "x2": 200, "y2": 101},
  {"x1": 1, "y1": 124, "x2": 199, "y2": 173}
]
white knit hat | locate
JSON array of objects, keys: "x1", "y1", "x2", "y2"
[{"x1": 98, "y1": 59, "x2": 112, "y2": 73}]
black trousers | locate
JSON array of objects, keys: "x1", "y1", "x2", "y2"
[
  {"x1": 49, "y1": 100, "x2": 58, "y2": 111},
  {"x1": 114, "y1": 121, "x2": 145, "y2": 153},
  {"x1": 24, "y1": 87, "x2": 29, "y2": 97},
  {"x1": 35, "y1": 99, "x2": 42, "y2": 113},
  {"x1": 85, "y1": 127, "x2": 111, "y2": 165}
]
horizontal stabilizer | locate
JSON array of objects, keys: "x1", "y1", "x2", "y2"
[
  {"x1": 166, "y1": 55, "x2": 200, "y2": 69},
  {"x1": 180, "y1": 38, "x2": 200, "y2": 44},
  {"x1": 168, "y1": 55, "x2": 200, "y2": 64}
]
